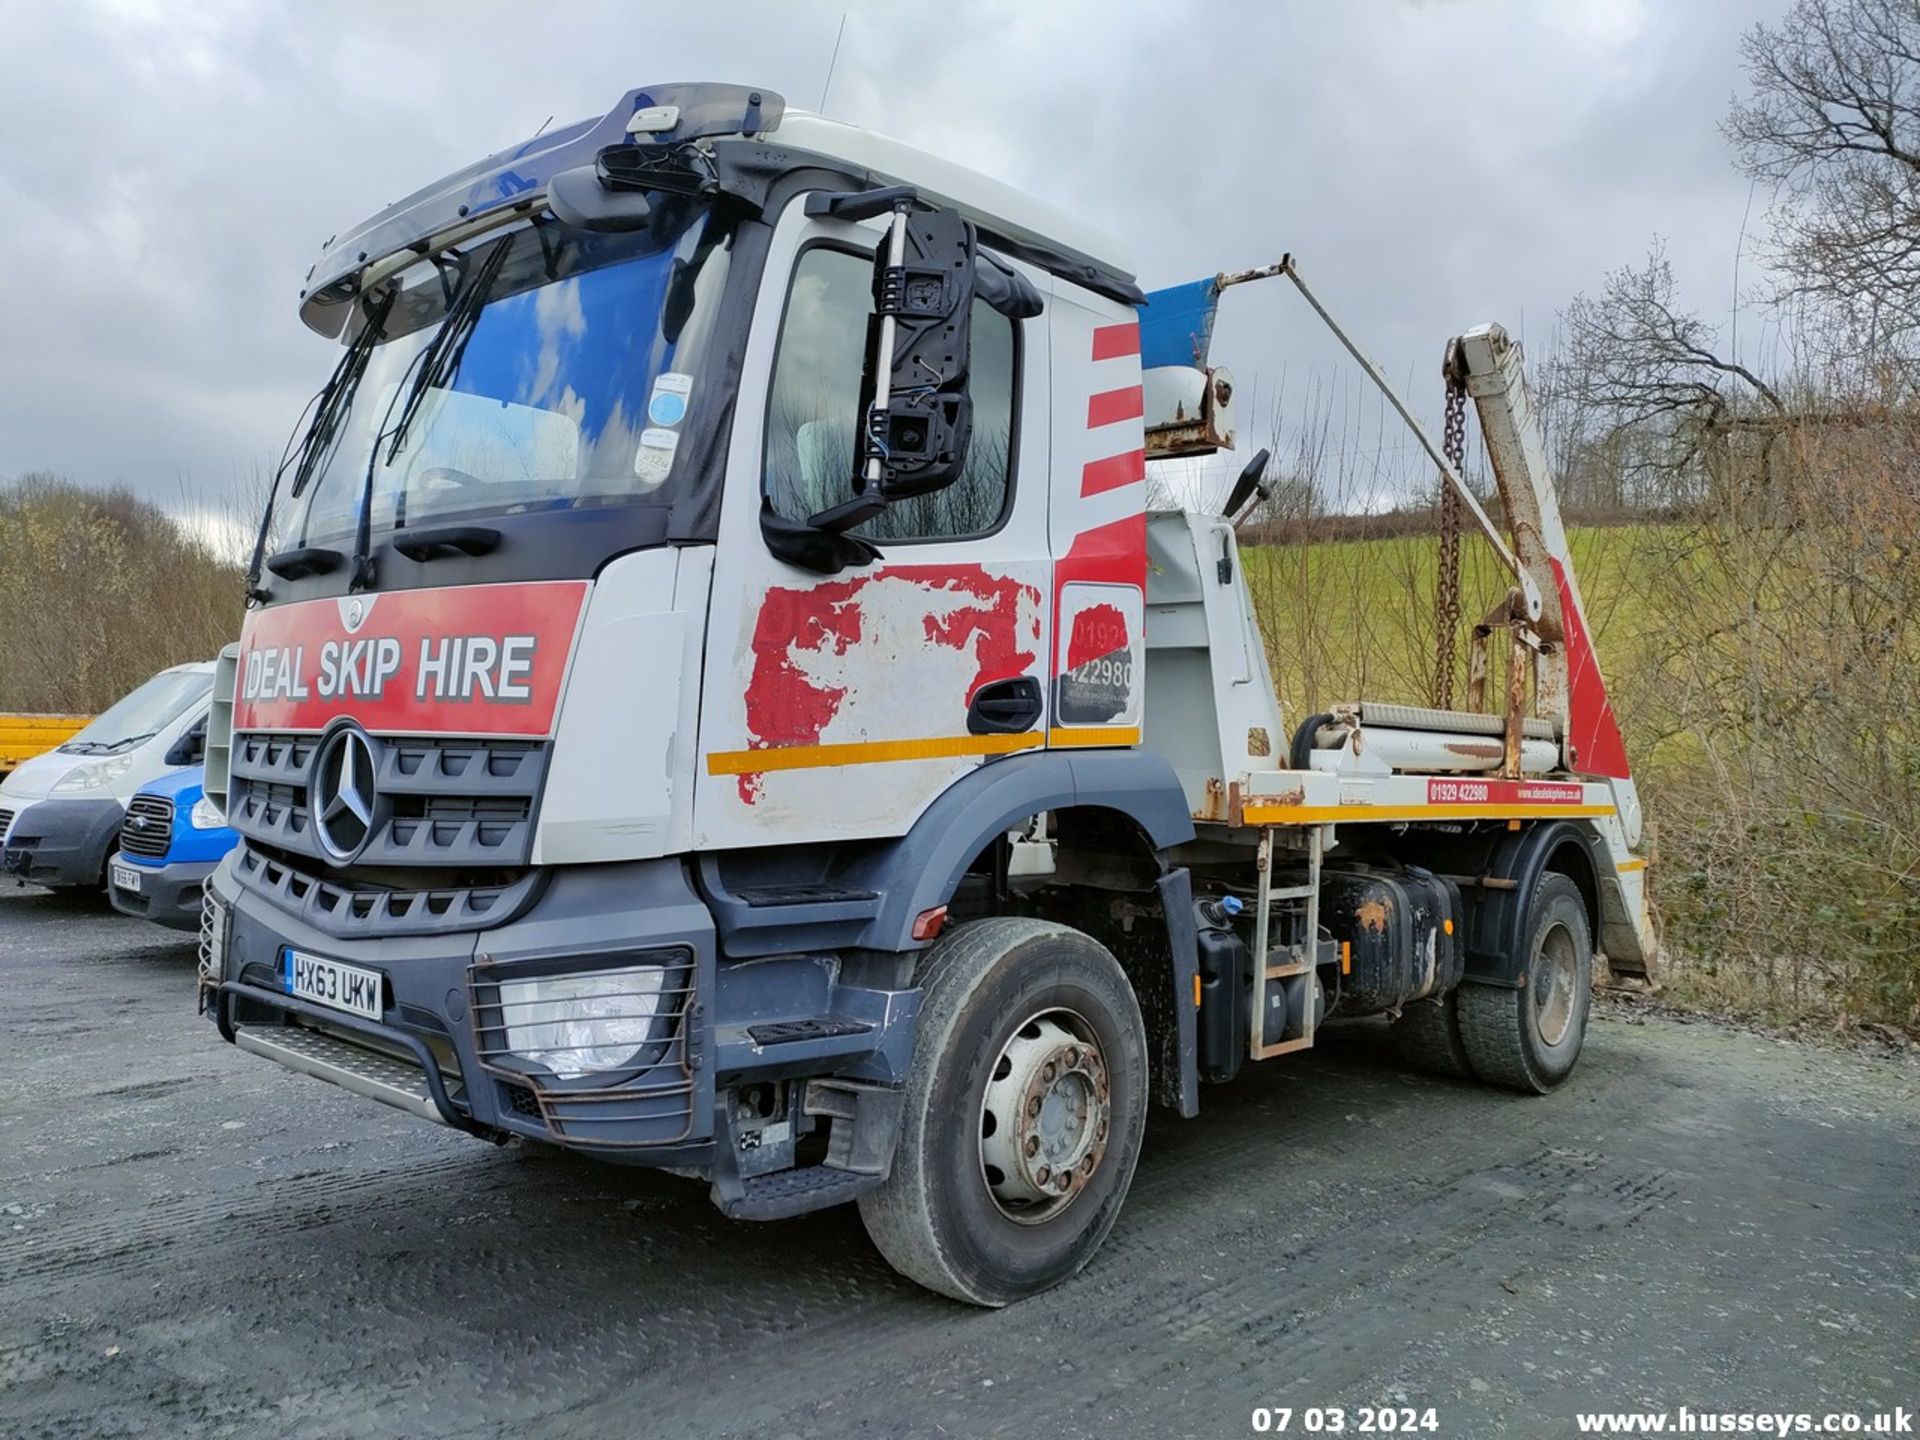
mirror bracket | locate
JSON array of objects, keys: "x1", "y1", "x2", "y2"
[
  {"x1": 804, "y1": 184, "x2": 919, "y2": 223},
  {"x1": 807, "y1": 200, "x2": 977, "y2": 532}
]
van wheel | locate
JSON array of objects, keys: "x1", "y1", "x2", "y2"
[
  {"x1": 858, "y1": 917, "x2": 1148, "y2": 1307},
  {"x1": 1457, "y1": 873, "x2": 1592, "y2": 1093},
  {"x1": 1391, "y1": 992, "x2": 1472, "y2": 1078}
]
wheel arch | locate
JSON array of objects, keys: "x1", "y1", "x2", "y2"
[
  {"x1": 845, "y1": 750, "x2": 1201, "y2": 1119},
  {"x1": 1469, "y1": 819, "x2": 1607, "y2": 986},
  {"x1": 846, "y1": 748, "x2": 1195, "y2": 953}
]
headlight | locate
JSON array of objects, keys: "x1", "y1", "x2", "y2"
[
  {"x1": 497, "y1": 968, "x2": 668, "y2": 1080},
  {"x1": 189, "y1": 796, "x2": 225, "y2": 829},
  {"x1": 52, "y1": 755, "x2": 133, "y2": 793}
]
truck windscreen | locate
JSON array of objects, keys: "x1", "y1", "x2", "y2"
[{"x1": 283, "y1": 201, "x2": 732, "y2": 548}]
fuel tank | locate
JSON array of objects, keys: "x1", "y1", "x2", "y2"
[{"x1": 1319, "y1": 867, "x2": 1463, "y2": 1014}]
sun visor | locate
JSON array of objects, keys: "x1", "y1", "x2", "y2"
[{"x1": 298, "y1": 83, "x2": 785, "y2": 338}]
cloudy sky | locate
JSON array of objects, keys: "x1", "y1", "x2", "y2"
[{"x1": 0, "y1": 0, "x2": 1788, "y2": 530}]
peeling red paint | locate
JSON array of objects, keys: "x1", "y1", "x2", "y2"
[
  {"x1": 740, "y1": 579, "x2": 865, "y2": 802},
  {"x1": 1066, "y1": 602, "x2": 1128, "y2": 669},
  {"x1": 918, "y1": 569, "x2": 1040, "y2": 702},
  {"x1": 737, "y1": 564, "x2": 1039, "y2": 802}
]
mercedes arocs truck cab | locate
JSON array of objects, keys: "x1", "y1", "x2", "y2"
[{"x1": 202, "y1": 83, "x2": 1657, "y2": 1305}]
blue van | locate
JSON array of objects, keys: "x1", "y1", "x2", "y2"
[{"x1": 107, "y1": 765, "x2": 238, "y2": 931}]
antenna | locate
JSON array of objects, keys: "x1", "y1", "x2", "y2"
[{"x1": 819, "y1": 12, "x2": 848, "y2": 114}]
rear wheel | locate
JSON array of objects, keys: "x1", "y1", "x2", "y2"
[
  {"x1": 1391, "y1": 992, "x2": 1472, "y2": 1078},
  {"x1": 1457, "y1": 872, "x2": 1592, "y2": 1093},
  {"x1": 858, "y1": 917, "x2": 1148, "y2": 1306}
]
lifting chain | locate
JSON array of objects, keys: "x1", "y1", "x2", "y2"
[{"x1": 1433, "y1": 360, "x2": 1468, "y2": 710}]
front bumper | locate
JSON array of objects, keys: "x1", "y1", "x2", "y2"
[
  {"x1": 207, "y1": 852, "x2": 716, "y2": 1154},
  {"x1": 203, "y1": 847, "x2": 925, "y2": 1201},
  {"x1": 2, "y1": 798, "x2": 122, "y2": 888},
  {"x1": 109, "y1": 854, "x2": 215, "y2": 930}
]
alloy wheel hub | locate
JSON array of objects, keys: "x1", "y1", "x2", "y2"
[{"x1": 979, "y1": 1012, "x2": 1110, "y2": 1223}]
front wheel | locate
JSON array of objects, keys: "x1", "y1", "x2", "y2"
[
  {"x1": 1457, "y1": 872, "x2": 1593, "y2": 1093},
  {"x1": 858, "y1": 917, "x2": 1148, "y2": 1306}
]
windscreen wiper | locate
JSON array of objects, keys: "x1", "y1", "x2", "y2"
[
  {"x1": 350, "y1": 237, "x2": 513, "y2": 589},
  {"x1": 246, "y1": 288, "x2": 395, "y2": 601}
]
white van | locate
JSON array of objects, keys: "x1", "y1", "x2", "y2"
[{"x1": 0, "y1": 662, "x2": 216, "y2": 892}]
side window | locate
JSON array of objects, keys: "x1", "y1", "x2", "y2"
[{"x1": 764, "y1": 244, "x2": 1017, "y2": 542}]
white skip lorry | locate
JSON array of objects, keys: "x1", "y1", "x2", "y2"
[{"x1": 200, "y1": 83, "x2": 1656, "y2": 1305}]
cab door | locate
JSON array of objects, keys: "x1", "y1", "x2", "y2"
[{"x1": 693, "y1": 200, "x2": 1052, "y2": 849}]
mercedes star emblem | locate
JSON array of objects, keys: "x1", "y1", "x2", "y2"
[{"x1": 312, "y1": 724, "x2": 379, "y2": 864}]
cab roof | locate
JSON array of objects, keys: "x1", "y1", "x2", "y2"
[
  {"x1": 773, "y1": 112, "x2": 1133, "y2": 281},
  {"x1": 299, "y1": 82, "x2": 1136, "y2": 336}
]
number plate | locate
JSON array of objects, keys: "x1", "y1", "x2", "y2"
[
  {"x1": 284, "y1": 949, "x2": 384, "y2": 1020},
  {"x1": 109, "y1": 860, "x2": 143, "y2": 894}
]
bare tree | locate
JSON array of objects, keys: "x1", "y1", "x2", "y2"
[
  {"x1": 1542, "y1": 244, "x2": 1785, "y2": 503},
  {"x1": 1727, "y1": 0, "x2": 1920, "y2": 366},
  {"x1": 1551, "y1": 243, "x2": 1783, "y2": 429}
]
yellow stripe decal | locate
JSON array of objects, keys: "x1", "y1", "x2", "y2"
[
  {"x1": 1615, "y1": 857, "x2": 1648, "y2": 872},
  {"x1": 707, "y1": 733, "x2": 1037, "y2": 775},
  {"x1": 705, "y1": 727, "x2": 1141, "y2": 777},
  {"x1": 1239, "y1": 803, "x2": 1616, "y2": 826},
  {"x1": 1048, "y1": 726, "x2": 1141, "y2": 749}
]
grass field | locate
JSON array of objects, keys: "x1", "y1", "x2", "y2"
[
  {"x1": 1239, "y1": 524, "x2": 1660, "y2": 723},
  {"x1": 1241, "y1": 520, "x2": 1919, "y2": 1032}
]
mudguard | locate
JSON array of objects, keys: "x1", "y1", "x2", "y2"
[
  {"x1": 848, "y1": 748, "x2": 1195, "y2": 953},
  {"x1": 1459, "y1": 819, "x2": 1606, "y2": 988}
]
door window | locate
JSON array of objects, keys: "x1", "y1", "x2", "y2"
[{"x1": 764, "y1": 244, "x2": 1017, "y2": 542}]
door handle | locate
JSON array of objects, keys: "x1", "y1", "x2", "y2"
[{"x1": 967, "y1": 676, "x2": 1044, "y2": 736}]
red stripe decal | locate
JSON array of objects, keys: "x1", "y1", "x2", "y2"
[
  {"x1": 1080, "y1": 449, "x2": 1146, "y2": 497},
  {"x1": 1091, "y1": 323, "x2": 1140, "y2": 360},
  {"x1": 1549, "y1": 556, "x2": 1631, "y2": 779},
  {"x1": 1051, "y1": 515, "x2": 1147, "y2": 674},
  {"x1": 1427, "y1": 778, "x2": 1586, "y2": 805},
  {"x1": 1086, "y1": 385, "x2": 1144, "y2": 428},
  {"x1": 1055, "y1": 513, "x2": 1147, "y2": 590}
]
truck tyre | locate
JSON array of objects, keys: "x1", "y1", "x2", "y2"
[
  {"x1": 1391, "y1": 993, "x2": 1472, "y2": 1079},
  {"x1": 1457, "y1": 872, "x2": 1592, "y2": 1093},
  {"x1": 857, "y1": 916, "x2": 1148, "y2": 1307}
]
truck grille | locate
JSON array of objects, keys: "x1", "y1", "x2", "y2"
[
  {"x1": 229, "y1": 843, "x2": 544, "y2": 940},
  {"x1": 0, "y1": 808, "x2": 13, "y2": 843},
  {"x1": 119, "y1": 795, "x2": 175, "y2": 859},
  {"x1": 227, "y1": 731, "x2": 546, "y2": 870}
]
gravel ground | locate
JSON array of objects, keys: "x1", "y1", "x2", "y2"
[{"x1": 1, "y1": 882, "x2": 1915, "y2": 1440}]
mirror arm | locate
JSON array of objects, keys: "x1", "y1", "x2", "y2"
[
  {"x1": 807, "y1": 199, "x2": 915, "y2": 534},
  {"x1": 804, "y1": 184, "x2": 919, "y2": 223}
]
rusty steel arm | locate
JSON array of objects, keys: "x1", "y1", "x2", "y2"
[{"x1": 1270, "y1": 256, "x2": 1543, "y2": 622}]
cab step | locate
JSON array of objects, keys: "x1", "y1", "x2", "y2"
[{"x1": 716, "y1": 1164, "x2": 885, "y2": 1221}]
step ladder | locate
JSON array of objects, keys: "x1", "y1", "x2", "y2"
[{"x1": 1249, "y1": 826, "x2": 1323, "y2": 1061}]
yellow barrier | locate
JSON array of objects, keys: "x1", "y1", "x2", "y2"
[{"x1": 0, "y1": 714, "x2": 92, "y2": 774}]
